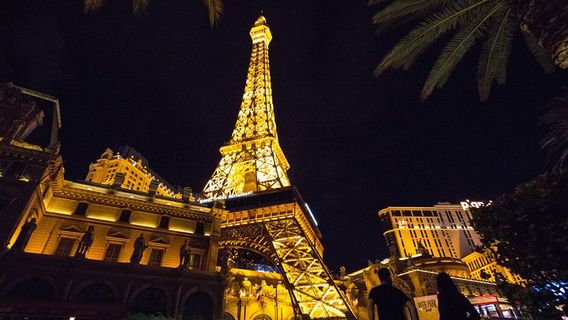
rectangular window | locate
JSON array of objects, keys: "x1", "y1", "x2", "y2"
[
  {"x1": 55, "y1": 237, "x2": 75, "y2": 256},
  {"x1": 189, "y1": 254, "x2": 201, "y2": 270},
  {"x1": 74, "y1": 202, "x2": 88, "y2": 216},
  {"x1": 119, "y1": 209, "x2": 131, "y2": 223},
  {"x1": 148, "y1": 248, "x2": 164, "y2": 267},
  {"x1": 104, "y1": 243, "x2": 122, "y2": 262}
]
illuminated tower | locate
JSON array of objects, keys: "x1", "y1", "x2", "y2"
[
  {"x1": 202, "y1": 16, "x2": 290, "y2": 200},
  {"x1": 202, "y1": 17, "x2": 355, "y2": 319}
]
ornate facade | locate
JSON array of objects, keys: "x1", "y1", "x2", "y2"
[
  {"x1": 85, "y1": 146, "x2": 183, "y2": 198},
  {"x1": 0, "y1": 85, "x2": 225, "y2": 319}
]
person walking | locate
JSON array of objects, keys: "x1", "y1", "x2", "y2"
[
  {"x1": 368, "y1": 268, "x2": 418, "y2": 320},
  {"x1": 437, "y1": 272, "x2": 480, "y2": 320}
]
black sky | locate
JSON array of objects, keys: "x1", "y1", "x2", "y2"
[{"x1": 1, "y1": 0, "x2": 566, "y2": 272}]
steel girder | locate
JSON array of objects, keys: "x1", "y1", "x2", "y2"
[{"x1": 220, "y1": 215, "x2": 354, "y2": 319}]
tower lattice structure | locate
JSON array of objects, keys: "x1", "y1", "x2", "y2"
[
  {"x1": 202, "y1": 17, "x2": 355, "y2": 319},
  {"x1": 202, "y1": 16, "x2": 290, "y2": 201}
]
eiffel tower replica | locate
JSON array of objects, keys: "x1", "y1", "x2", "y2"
[{"x1": 201, "y1": 16, "x2": 355, "y2": 319}]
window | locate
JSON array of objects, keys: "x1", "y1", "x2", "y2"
[
  {"x1": 149, "y1": 248, "x2": 164, "y2": 267},
  {"x1": 195, "y1": 222, "x2": 205, "y2": 235},
  {"x1": 55, "y1": 237, "x2": 76, "y2": 256},
  {"x1": 189, "y1": 254, "x2": 201, "y2": 270},
  {"x1": 104, "y1": 243, "x2": 122, "y2": 262},
  {"x1": 158, "y1": 216, "x2": 170, "y2": 229},
  {"x1": 119, "y1": 209, "x2": 131, "y2": 223},
  {"x1": 74, "y1": 202, "x2": 88, "y2": 216}
]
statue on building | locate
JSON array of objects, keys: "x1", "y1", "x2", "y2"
[
  {"x1": 10, "y1": 217, "x2": 37, "y2": 252},
  {"x1": 242, "y1": 277, "x2": 252, "y2": 295},
  {"x1": 75, "y1": 225, "x2": 94, "y2": 258},
  {"x1": 339, "y1": 266, "x2": 347, "y2": 280},
  {"x1": 130, "y1": 233, "x2": 148, "y2": 265},
  {"x1": 179, "y1": 239, "x2": 191, "y2": 269}
]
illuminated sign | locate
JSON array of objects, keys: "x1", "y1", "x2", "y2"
[
  {"x1": 460, "y1": 200, "x2": 492, "y2": 211},
  {"x1": 199, "y1": 191, "x2": 254, "y2": 203}
]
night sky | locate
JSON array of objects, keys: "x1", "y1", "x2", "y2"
[{"x1": 2, "y1": 0, "x2": 566, "y2": 272}]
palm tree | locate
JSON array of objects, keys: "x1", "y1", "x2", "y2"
[
  {"x1": 540, "y1": 88, "x2": 568, "y2": 170},
  {"x1": 83, "y1": 0, "x2": 223, "y2": 26},
  {"x1": 371, "y1": 0, "x2": 568, "y2": 101}
]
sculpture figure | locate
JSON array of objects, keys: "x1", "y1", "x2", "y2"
[
  {"x1": 11, "y1": 217, "x2": 37, "y2": 252},
  {"x1": 339, "y1": 266, "x2": 347, "y2": 279},
  {"x1": 75, "y1": 225, "x2": 94, "y2": 258},
  {"x1": 242, "y1": 277, "x2": 252, "y2": 295},
  {"x1": 179, "y1": 239, "x2": 191, "y2": 269},
  {"x1": 130, "y1": 233, "x2": 147, "y2": 265}
]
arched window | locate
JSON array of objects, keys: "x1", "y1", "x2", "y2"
[
  {"x1": 132, "y1": 288, "x2": 167, "y2": 315},
  {"x1": 7, "y1": 278, "x2": 53, "y2": 300},
  {"x1": 183, "y1": 292, "x2": 213, "y2": 320},
  {"x1": 223, "y1": 312, "x2": 236, "y2": 320},
  {"x1": 253, "y1": 315, "x2": 272, "y2": 320},
  {"x1": 75, "y1": 283, "x2": 114, "y2": 303}
]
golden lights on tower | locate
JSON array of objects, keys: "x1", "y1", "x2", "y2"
[{"x1": 202, "y1": 16, "x2": 291, "y2": 200}]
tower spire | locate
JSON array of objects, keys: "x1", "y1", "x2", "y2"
[{"x1": 202, "y1": 16, "x2": 291, "y2": 200}]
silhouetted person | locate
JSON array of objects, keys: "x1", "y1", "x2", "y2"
[
  {"x1": 437, "y1": 272, "x2": 480, "y2": 320},
  {"x1": 75, "y1": 225, "x2": 94, "y2": 258},
  {"x1": 368, "y1": 268, "x2": 418, "y2": 320}
]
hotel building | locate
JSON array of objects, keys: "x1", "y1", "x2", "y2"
[{"x1": 378, "y1": 202, "x2": 482, "y2": 259}]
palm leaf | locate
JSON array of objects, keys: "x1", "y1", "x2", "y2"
[
  {"x1": 84, "y1": 0, "x2": 104, "y2": 14},
  {"x1": 421, "y1": 2, "x2": 504, "y2": 100},
  {"x1": 522, "y1": 30, "x2": 556, "y2": 74},
  {"x1": 540, "y1": 89, "x2": 568, "y2": 169},
  {"x1": 203, "y1": 0, "x2": 224, "y2": 27},
  {"x1": 132, "y1": 0, "x2": 150, "y2": 17},
  {"x1": 372, "y1": 0, "x2": 448, "y2": 28},
  {"x1": 477, "y1": 9, "x2": 515, "y2": 101},
  {"x1": 376, "y1": 0, "x2": 491, "y2": 75}
]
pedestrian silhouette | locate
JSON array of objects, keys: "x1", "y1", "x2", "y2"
[
  {"x1": 368, "y1": 268, "x2": 418, "y2": 320},
  {"x1": 437, "y1": 272, "x2": 480, "y2": 320}
]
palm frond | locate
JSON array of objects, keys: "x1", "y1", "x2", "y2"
[
  {"x1": 420, "y1": 2, "x2": 503, "y2": 100},
  {"x1": 477, "y1": 9, "x2": 515, "y2": 101},
  {"x1": 203, "y1": 0, "x2": 224, "y2": 27},
  {"x1": 84, "y1": 0, "x2": 104, "y2": 14},
  {"x1": 376, "y1": 0, "x2": 492, "y2": 75},
  {"x1": 132, "y1": 0, "x2": 150, "y2": 17},
  {"x1": 522, "y1": 30, "x2": 556, "y2": 74},
  {"x1": 540, "y1": 89, "x2": 568, "y2": 170},
  {"x1": 372, "y1": 0, "x2": 448, "y2": 29}
]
